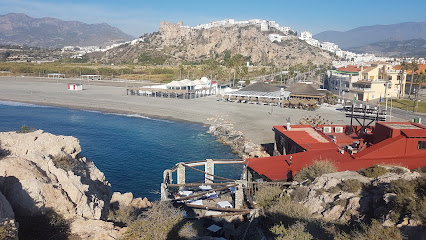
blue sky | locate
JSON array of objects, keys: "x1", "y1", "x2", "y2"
[{"x1": 1, "y1": 0, "x2": 426, "y2": 37}]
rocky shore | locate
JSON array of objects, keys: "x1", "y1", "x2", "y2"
[
  {"x1": 207, "y1": 117, "x2": 270, "y2": 159},
  {"x1": 0, "y1": 130, "x2": 151, "y2": 239}
]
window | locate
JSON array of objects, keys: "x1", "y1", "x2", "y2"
[
  {"x1": 418, "y1": 141, "x2": 426, "y2": 150},
  {"x1": 388, "y1": 76, "x2": 392, "y2": 80}
]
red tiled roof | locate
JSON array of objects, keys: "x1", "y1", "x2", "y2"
[
  {"x1": 336, "y1": 65, "x2": 363, "y2": 72},
  {"x1": 394, "y1": 64, "x2": 426, "y2": 74}
]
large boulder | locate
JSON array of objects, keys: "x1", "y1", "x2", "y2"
[{"x1": 0, "y1": 130, "x2": 112, "y2": 221}]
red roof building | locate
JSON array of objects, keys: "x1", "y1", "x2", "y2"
[{"x1": 245, "y1": 122, "x2": 426, "y2": 181}]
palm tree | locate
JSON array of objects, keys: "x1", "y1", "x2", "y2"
[
  {"x1": 398, "y1": 61, "x2": 408, "y2": 99},
  {"x1": 408, "y1": 60, "x2": 419, "y2": 99},
  {"x1": 413, "y1": 71, "x2": 426, "y2": 111},
  {"x1": 178, "y1": 64, "x2": 184, "y2": 80}
]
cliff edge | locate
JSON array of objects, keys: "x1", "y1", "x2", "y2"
[{"x1": 0, "y1": 130, "x2": 120, "y2": 239}]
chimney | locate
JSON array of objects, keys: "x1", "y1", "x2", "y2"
[{"x1": 286, "y1": 122, "x2": 291, "y2": 130}]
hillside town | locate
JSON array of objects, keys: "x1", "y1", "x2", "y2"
[{"x1": 0, "y1": 8, "x2": 425, "y2": 240}]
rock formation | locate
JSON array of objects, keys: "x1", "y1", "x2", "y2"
[
  {"x1": 207, "y1": 117, "x2": 269, "y2": 159},
  {"x1": 284, "y1": 165, "x2": 425, "y2": 238},
  {"x1": 0, "y1": 130, "x2": 121, "y2": 239},
  {"x1": 90, "y1": 21, "x2": 334, "y2": 66}
]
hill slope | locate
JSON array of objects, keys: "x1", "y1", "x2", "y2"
[
  {"x1": 348, "y1": 38, "x2": 426, "y2": 57},
  {"x1": 0, "y1": 13, "x2": 134, "y2": 48},
  {"x1": 314, "y1": 21, "x2": 426, "y2": 49},
  {"x1": 90, "y1": 21, "x2": 334, "y2": 66}
]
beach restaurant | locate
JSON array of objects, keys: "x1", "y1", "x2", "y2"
[{"x1": 126, "y1": 77, "x2": 217, "y2": 99}]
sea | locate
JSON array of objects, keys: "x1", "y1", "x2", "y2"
[{"x1": 0, "y1": 101, "x2": 241, "y2": 200}]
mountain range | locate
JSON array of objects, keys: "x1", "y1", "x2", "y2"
[
  {"x1": 314, "y1": 21, "x2": 426, "y2": 56},
  {"x1": 0, "y1": 13, "x2": 134, "y2": 48}
]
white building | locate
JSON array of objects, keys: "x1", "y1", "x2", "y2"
[
  {"x1": 299, "y1": 31, "x2": 312, "y2": 41},
  {"x1": 269, "y1": 34, "x2": 283, "y2": 42}
]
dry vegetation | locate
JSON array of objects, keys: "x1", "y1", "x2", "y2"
[
  {"x1": 294, "y1": 160, "x2": 337, "y2": 182},
  {"x1": 358, "y1": 165, "x2": 389, "y2": 178},
  {"x1": 253, "y1": 162, "x2": 425, "y2": 240}
]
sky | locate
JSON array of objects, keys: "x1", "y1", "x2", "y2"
[{"x1": 1, "y1": 0, "x2": 426, "y2": 37}]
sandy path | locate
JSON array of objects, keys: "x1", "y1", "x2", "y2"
[{"x1": 0, "y1": 76, "x2": 353, "y2": 144}]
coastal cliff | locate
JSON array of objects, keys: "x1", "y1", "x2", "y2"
[{"x1": 0, "y1": 130, "x2": 121, "y2": 239}]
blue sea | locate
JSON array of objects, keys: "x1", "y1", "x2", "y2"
[{"x1": 0, "y1": 101, "x2": 241, "y2": 200}]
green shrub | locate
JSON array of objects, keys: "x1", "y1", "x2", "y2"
[
  {"x1": 294, "y1": 161, "x2": 337, "y2": 182},
  {"x1": 17, "y1": 125, "x2": 36, "y2": 133},
  {"x1": 16, "y1": 209, "x2": 70, "y2": 240},
  {"x1": 123, "y1": 201, "x2": 184, "y2": 240},
  {"x1": 0, "y1": 222, "x2": 16, "y2": 240},
  {"x1": 358, "y1": 165, "x2": 388, "y2": 178},
  {"x1": 50, "y1": 153, "x2": 77, "y2": 172},
  {"x1": 387, "y1": 177, "x2": 426, "y2": 222},
  {"x1": 339, "y1": 179, "x2": 363, "y2": 193},
  {"x1": 328, "y1": 186, "x2": 340, "y2": 194},
  {"x1": 107, "y1": 205, "x2": 138, "y2": 226},
  {"x1": 352, "y1": 219, "x2": 402, "y2": 240},
  {"x1": 267, "y1": 196, "x2": 312, "y2": 221},
  {"x1": 254, "y1": 185, "x2": 282, "y2": 208},
  {"x1": 270, "y1": 221, "x2": 313, "y2": 240}
]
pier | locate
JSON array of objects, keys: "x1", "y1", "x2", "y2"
[{"x1": 161, "y1": 159, "x2": 292, "y2": 220}]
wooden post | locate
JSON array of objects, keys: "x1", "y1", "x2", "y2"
[
  {"x1": 160, "y1": 183, "x2": 168, "y2": 201},
  {"x1": 205, "y1": 159, "x2": 214, "y2": 184},
  {"x1": 177, "y1": 163, "x2": 185, "y2": 188},
  {"x1": 235, "y1": 180, "x2": 245, "y2": 209},
  {"x1": 163, "y1": 169, "x2": 173, "y2": 184}
]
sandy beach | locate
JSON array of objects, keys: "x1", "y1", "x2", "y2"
[{"x1": 0, "y1": 76, "x2": 357, "y2": 144}]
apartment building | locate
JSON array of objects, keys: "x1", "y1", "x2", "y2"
[{"x1": 329, "y1": 63, "x2": 406, "y2": 101}]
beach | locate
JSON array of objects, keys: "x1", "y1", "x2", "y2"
[{"x1": 0, "y1": 76, "x2": 353, "y2": 145}]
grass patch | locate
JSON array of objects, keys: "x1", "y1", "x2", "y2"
[
  {"x1": 267, "y1": 196, "x2": 312, "y2": 222},
  {"x1": 294, "y1": 160, "x2": 337, "y2": 182},
  {"x1": 391, "y1": 99, "x2": 426, "y2": 113},
  {"x1": 123, "y1": 201, "x2": 186, "y2": 240},
  {"x1": 339, "y1": 179, "x2": 363, "y2": 193},
  {"x1": 255, "y1": 186, "x2": 283, "y2": 208},
  {"x1": 358, "y1": 165, "x2": 388, "y2": 178},
  {"x1": 270, "y1": 221, "x2": 313, "y2": 240}
]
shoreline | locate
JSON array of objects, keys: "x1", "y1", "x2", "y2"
[
  {"x1": 0, "y1": 76, "x2": 353, "y2": 145},
  {"x1": 0, "y1": 98, "x2": 204, "y2": 126}
]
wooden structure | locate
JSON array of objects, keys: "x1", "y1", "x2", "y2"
[
  {"x1": 127, "y1": 86, "x2": 215, "y2": 99},
  {"x1": 47, "y1": 73, "x2": 65, "y2": 78},
  {"x1": 160, "y1": 158, "x2": 293, "y2": 222},
  {"x1": 80, "y1": 75, "x2": 102, "y2": 80},
  {"x1": 285, "y1": 83, "x2": 327, "y2": 102}
]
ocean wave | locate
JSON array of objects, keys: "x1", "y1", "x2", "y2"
[
  {"x1": 82, "y1": 109, "x2": 172, "y2": 123},
  {"x1": 0, "y1": 101, "x2": 49, "y2": 108}
]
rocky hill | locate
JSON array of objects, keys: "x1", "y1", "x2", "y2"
[
  {"x1": 314, "y1": 21, "x2": 426, "y2": 50},
  {"x1": 90, "y1": 21, "x2": 334, "y2": 66},
  {"x1": 0, "y1": 13, "x2": 134, "y2": 48}
]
